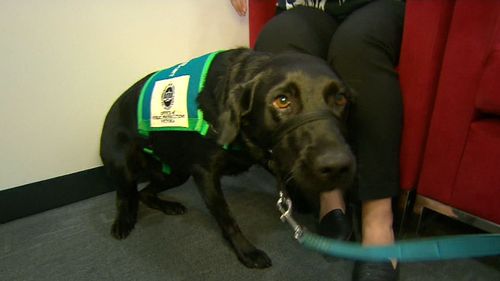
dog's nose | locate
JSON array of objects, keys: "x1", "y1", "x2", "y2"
[{"x1": 314, "y1": 150, "x2": 353, "y2": 180}]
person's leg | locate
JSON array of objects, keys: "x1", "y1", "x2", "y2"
[
  {"x1": 353, "y1": 198, "x2": 398, "y2": 280},
  {"x1": 328, "y1": 0, "x2": 404, "y2": 200},
  {"x1": 327, "y1": 0, "x2": 405, "y2": 279},
  {"x1": 254, "y1": 6, "x2": 338, "y2": 59},
  {"x1": 255, "y1": 6, "x2": 350, "y2": 240},
  {"x1": 329, "y1": 0, "x2": 404, "y2": 220},
  {"x1": 361, "y1": 198, "x2": 395, "y2": 260},
  {"x1": 319, "y1": 189, "x2": 346, "y2": 217},
  {"x1": 317, "y1": 189, "x2": 352, "y2": 240}
]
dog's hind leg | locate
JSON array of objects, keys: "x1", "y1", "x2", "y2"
[
  {"x1": 191, "y1": 164, "x2": 272, "y2": 268},
  {"x1": 139, "y1": 168, "x2": 188, "y2": 215}
]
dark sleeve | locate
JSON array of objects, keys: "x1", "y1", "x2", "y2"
[{"x1": 277, "y1": 0, "x2": 374, "y2": 22}]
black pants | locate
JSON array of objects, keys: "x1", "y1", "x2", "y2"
[{"x1": 255, "y1": 0, "x2": 405, "y2": 201}]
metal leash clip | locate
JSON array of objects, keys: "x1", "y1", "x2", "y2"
[{"x1": 276, "y1": 191, "x2": 305, "y2": 240}]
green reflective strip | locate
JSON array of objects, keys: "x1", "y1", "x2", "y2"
[
  {"x1": 142, "y1": 147, "x2": 172, "y2": 175},
  {"x1": 161, "y1": 164, "x2": 172, "y2": 175},
  {"x1": 194, "y1": 109, "x2": 204, "y2": 132},
  {"x1": 199, "y1": 51, "x2": 223, "y2": 92},
  {"x1": 138, "y1": 71, "x2": 163, "y2": 137},
  {"x1": 143, "y1": 147, "x2": 153, "y2": 155},
  {"x1": 194, "y1": 109, "x2": 211, "y2": 136},
  {"x1": 195, "y1": 51, "x2": 222, "y2": 136},
  {"x1": 199, "y1": 122, "x2": 210, "y2": 136}
]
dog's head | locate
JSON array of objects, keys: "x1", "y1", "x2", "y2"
[{"x1": 217, "y1": 52, "x2": 355, "y2": 205}]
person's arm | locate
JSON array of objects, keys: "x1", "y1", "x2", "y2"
[{"x1": 230, "y1": 0, "x2": 247, "y2": 16}]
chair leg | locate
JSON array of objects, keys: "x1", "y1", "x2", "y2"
[
  {"x1": 396, "y1": 189, "x2": 413, "y2": 237},
  {"x1": 413, "y1": 194, "x2": 500, "y2": 233},
  {"x1": 413, "y1": 197, "x2": 425, "y2": 235}
]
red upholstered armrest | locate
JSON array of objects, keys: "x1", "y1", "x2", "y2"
[
  {"x1": 416, "y1": 0, "x2": 500, "y2": 223},
  {"x1": 249, "y1": 0, "x2": 276, "y2": 48},
  {"x1": 475, "y1": 47, "x2": 500, "y2": 115},
  {"x1": 398, "y1": 0, "x2": 455, "y2": 190}
]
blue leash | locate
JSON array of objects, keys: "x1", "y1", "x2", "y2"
[
  {"x1": 277, "y1": 192, "x2": 500, "y2": 262},
  {"x1": 300, "y1": 232, "x2": 500, "y2": 262}
]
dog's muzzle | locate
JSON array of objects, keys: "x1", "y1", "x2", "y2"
[{"x1": 266, "y1": 110, "x2": 342, "y2": 182}]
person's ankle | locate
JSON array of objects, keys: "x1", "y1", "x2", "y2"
[
  {"x1": 362, "y1": 223, "x2": 397, "y2": 269},
  {"x1": 319, "y1": 189, "x2": 346, "y2": 219}
]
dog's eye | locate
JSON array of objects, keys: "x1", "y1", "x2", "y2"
[
  {"x1": 334, "y1": 93, "x2": 348, "y2": 106},
  {"x1": 273, "y1": 95, "x2": 291, "y2": 109}
]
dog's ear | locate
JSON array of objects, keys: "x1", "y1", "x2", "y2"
[
  {"x1": 340, "y1": 85, "x2": 357, "y2": 121},
  {"x1": 344, "y1": 85, "x2": 357, "y2": 104},
  {"x1": 217, "y1": 79, "x2": 256, "y2": 145}
]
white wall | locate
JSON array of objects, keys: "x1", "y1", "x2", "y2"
[{"x1": 0, "y1": 0, "x2": 249, "y2": 190}]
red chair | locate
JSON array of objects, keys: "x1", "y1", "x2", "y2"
[
  {"x1": 413, "y1": 0, "x2": 500, "y2": 232},
  {"x1": 249, "y1": 0, "x2": 276, "y2": 49},
  {"x1": 396, "y1": 0, "x2": 455, "y2": 221}
]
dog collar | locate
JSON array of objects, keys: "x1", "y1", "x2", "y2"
[{"x1": 270, "y1": 110, "x2": 339, "y2": 149}]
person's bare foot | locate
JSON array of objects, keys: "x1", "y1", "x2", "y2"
[
  {"x1": 352, "y1": 198, "x2": 399, "y2": 281},
  {"x1": 361, "y1": 198, "x2": 397, "y2": 269}
]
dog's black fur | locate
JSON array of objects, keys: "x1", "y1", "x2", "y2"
[{"x1": 100, "y1": 48, "x2": 355, "y2": 268}]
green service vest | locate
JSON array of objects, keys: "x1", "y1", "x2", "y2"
[
  {"x1": 137, "y1": 51, "x2": 221, "y2": 174},
  {"x1": 137, "y1": 51, "x2": 221, "y2": 137}
]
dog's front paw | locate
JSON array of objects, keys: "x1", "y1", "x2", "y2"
[
  {"x1": 111, "y1": 217, "x2": 136, "y2": 239},
  {"x1": 238, "y1": 248, "x2": 272, "y2": 269}
]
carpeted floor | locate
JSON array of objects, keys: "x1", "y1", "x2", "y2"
[{"x1": 1, "y1": 167, "x2": 499, "y2": 281}]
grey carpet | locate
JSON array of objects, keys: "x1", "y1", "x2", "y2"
[{"x1": 1, "y1": 167, "x2": 499, "y2": 281}]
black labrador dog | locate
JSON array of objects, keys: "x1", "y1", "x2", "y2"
[{"x1": 100, "y1": 48, "x2": 355, "y2": 268}]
